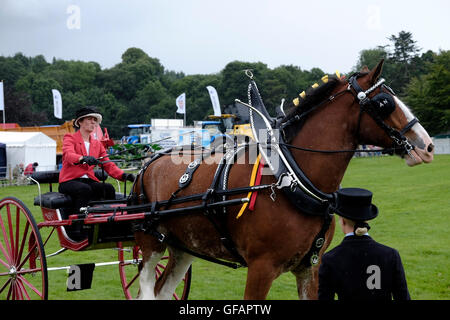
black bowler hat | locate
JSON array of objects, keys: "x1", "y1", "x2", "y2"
[
  {"x1": 73, "y1": 106, "x2": 102, "y2": 128},
  {"x1": 333, "y1": 188, "x2": 378, "y2": 221}
]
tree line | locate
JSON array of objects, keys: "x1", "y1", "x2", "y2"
[{"x1": 0, "y1": 31, "x2": 448, "y2": 138}]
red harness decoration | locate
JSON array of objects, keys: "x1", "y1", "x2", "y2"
[{"x1": 248, "y1": 158, "x2": 265, "y2": 211}]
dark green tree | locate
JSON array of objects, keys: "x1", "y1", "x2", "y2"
[{"x1": 405, "y1": 50, "x2": 450, "y2": 136}]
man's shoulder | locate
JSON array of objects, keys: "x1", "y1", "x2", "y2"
[{"x1": 369, "y1": 240, "x2": 399, "y2": 256}]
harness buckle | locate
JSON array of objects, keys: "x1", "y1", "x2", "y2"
[{"x1": 270, "y1": 185, "x2": 276, "y2": 202}]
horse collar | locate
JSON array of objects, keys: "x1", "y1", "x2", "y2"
[{"x1": 237, "y1": 80, "x2": 334, "y2": 217}]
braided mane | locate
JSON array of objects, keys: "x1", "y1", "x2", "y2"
[{"x1": 279, "y1": 74, "x2": 342, "y2": 142}]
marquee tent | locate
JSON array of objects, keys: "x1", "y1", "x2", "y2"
[
  {"x1": 0, "y1": 132, "x2": 57, "y2": 178},
  {"x1": 0, "y1": 143, "x2": 5, "y2": 178}
]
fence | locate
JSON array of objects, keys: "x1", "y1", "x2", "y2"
[
  {"x1": 0, "y1": 164, "x2": 59, "y2": 186},
  {"x1": 433, "y1": 137, "x2": 450, "y2": 154}
]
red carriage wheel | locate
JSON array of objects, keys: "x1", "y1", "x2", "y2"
[
  {"x1": 0, "y1": 197, "x2": 48, "y2": 300},
  {"x1": 117, "y1": 242, "x2": 191, "y2": 300}
]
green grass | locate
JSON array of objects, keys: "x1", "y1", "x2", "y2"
[{"x1": 0, "y1": 155, "x2": 448, "y2": 300}]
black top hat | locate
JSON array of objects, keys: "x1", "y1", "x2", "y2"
[
  {"x1": 73, "y1": 106, "x2": 102, "y2": 128},
  {"x1": 333, "y1": 188, "x2": 378, "y2": 221}
]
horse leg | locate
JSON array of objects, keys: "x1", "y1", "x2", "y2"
[
  {"x1": 154, "y1": 248, "x2": 194, "y2": 300},
  {"x1": 244, "y1": 259, "x2": 280, "y2": 300},
  {"x1": 135, "y1": 232, "x2": 166, "y2": 300},
  {"x1": 292, "y1": 266, "x2": 319, "y2": 300}
]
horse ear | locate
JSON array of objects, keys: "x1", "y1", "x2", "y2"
[
  {"x1": 369, "y1": 59, "x2": 384, "y2": 82},
  {"x1": 360, "y1": 65, "x2": 370, "y2": 73}
]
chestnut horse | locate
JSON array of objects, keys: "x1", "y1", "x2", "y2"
[{"x1": 132, "y1": 60, "x2": 434, "y2": 299}]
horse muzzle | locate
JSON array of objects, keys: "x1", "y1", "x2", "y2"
[{"x1": 403, "y1": 131, "x2": 434, "y2": 166}]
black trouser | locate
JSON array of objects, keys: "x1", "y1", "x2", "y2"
[{"x1": 59, "y1": 178, "x2": 116, "y2": 212}]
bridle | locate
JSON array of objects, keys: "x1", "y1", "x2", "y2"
[
  {"x1": 348, "y1": 73, "x2": 418, "y2": 158},
  {"x1": 279, "y1": 73, "x2": 419, "y2": 158}
]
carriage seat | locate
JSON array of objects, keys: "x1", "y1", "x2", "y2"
[
  {"x1": 31, "y1": 169, "x2": 110, "y2": 184},
  {"x1": 32, "y1": 170, "x2": 113, "y2": 209},
  {"x1": 34, "y1": 192, "x2": 73, "y2": 209}
]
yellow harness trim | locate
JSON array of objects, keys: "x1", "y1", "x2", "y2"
[
  {"x1": 292, "y1": 71, "x2": 341, "y2": 106},
  {"x1": 236, "y1": 154, "x2": 261, "y2": 219}
]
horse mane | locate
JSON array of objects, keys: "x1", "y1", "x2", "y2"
[{"x1": 280, "y1": 75, "x2": 341, "y2": 142}]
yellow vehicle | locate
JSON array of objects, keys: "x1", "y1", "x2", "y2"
[{"x1": 207, "y1": 113, "x2": 254, "y2": 145}]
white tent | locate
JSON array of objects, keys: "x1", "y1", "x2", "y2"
[{"x1": 0, "y1": 132, "x2": 57, "y2": 177}]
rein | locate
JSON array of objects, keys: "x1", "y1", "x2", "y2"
[{"x1": 278, "y1": 142, "x2": 401, "y2": 154}]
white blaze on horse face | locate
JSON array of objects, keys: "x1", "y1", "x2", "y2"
[{"x1": 394, "y1": 96, "x2": 434, "y2": 166}]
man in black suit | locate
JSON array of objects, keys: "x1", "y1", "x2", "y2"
[{"x1": 318, "y1": 188, "x2": 410, "y2": 300}]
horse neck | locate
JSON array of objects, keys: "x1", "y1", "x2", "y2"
[{"x1": 289, "y1": 98, "x2": 358, "y2": 194}]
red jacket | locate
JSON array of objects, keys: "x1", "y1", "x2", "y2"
[
  {"x1": 59, "y1": 130, "x2": 124, "y2": 183},
  {"x1": 24, "y1": 163, "x2": 35, "y2": 176}
]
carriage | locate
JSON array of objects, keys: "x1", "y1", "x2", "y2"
[
  {"x1": 0, "y1": 61, "x2": 435, "y2": 300},
  {"x1": 0, "y1": 168, "x2": 194, "y2": 300}
]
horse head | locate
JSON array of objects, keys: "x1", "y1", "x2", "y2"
[{"x1": 349, "y1": 59, "x2": 434, "y2": 166}]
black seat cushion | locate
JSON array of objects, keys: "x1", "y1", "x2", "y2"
[
  {"x1": 31, "y1": 169, "x2": 109, "y2": 184},
  {"x1": 31, "y1": 171, "x2": 60, "y2": 184},
  {"x1": 34, "y1": 192, "x2": 73, "y2": 209}
]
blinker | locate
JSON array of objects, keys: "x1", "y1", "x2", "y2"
[{"x1": 371, "y1": 92, "x2": 395, "y2": 119}]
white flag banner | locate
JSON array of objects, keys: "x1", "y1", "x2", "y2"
[
  {"x1": 52, "y1": 89, "x2": 62, "y2": 119},
  {"x1": 0, "y1": 81, "x2": 4, "y2": 111},
  {"x1": 176, "y1": 93, "x2": 186, "y2": 114},
  {"x1": 206, "y1": 86, "x2": 221, "y2": 116}
]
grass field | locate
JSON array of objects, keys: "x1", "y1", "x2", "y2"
[{"x1": 0, "y1": 154, "x2": 448, "y2": 300}]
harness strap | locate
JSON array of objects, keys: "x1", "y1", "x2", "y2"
[
  {"x1": 400, "y1": 117, "x2": 419, "y2": 135},
  {"x1": 300, "y1": 212, "x2": 333, "y2": 267},
  {"x1": 159, "y1": 231, "x2": 244, "y2": 269}
]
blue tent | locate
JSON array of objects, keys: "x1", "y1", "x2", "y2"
[{"x1": 0, "y1": 143, "x2": 6, "y2": 178}]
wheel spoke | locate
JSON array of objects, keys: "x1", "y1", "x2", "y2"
[
  {"x1": 17, "y1": 275, "x2": 42, "y2": 298},
  {"x1": 13, "y1": 280, "x2": 23, "y2": 300},
  {"x1": 6, "y1": 205, "x2": 16, "y2": 262},
  {"x1": 15, "y1": 221, "x2": 30, "y2": 266},
  {"x1": 125, "y1": 272, "x2": 140, "y2": 291},
  {"x1": 0, "y1": 211, "x2": 13, "y2": 262},
  {"x1": 0, "y1": 278, "x2": 12, "y2": 294},
  {"x1": 16, "y1": 267, "x2": 42, "y2": 275},
  {"x1": 0, "y1": 241, "x2": 12, "y2": 265},
  {"x1": 15, "y1": 278, "x2": 31, "y2": 300},
  {"x1": 7, "y1": 281, "x2": 13, "y2": 300},
  {"x1": 14, "y1": 206, "x2": 21, "y2": 265},
  {"x1": 17, "y1": 240, "x2": 37, "y2": 271}
]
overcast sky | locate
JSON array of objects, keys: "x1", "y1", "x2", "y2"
[{"x1": 1, "y1": 0, "x2": 449, "y2": 75}]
